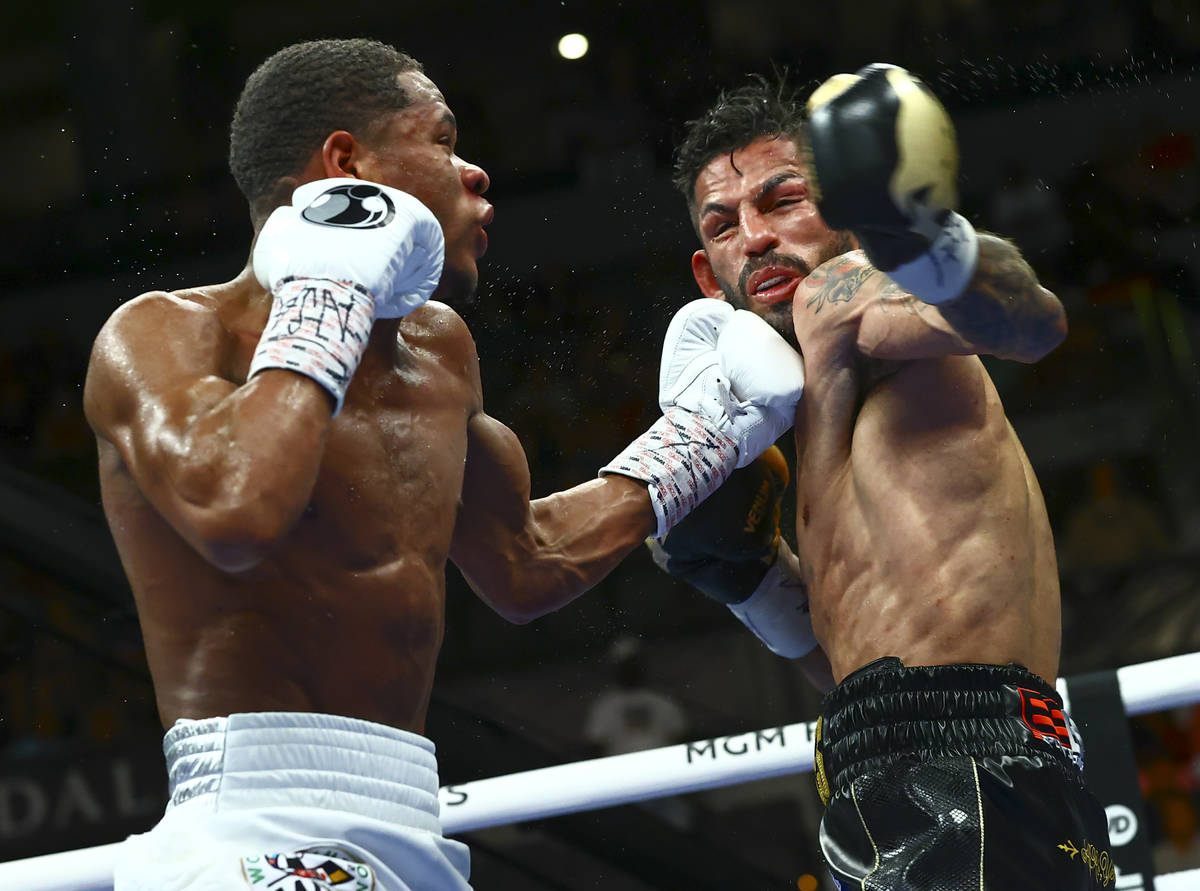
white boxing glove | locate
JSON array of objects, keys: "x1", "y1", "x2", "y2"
[
  {"x1": 601, "y1": 298, "x2": 805, "y2": 537},
  {"x1": 658, "y1": 300, "x2": 805, "y2": 466},
  {"x1": 254, "y1": 178, "x2": 444, "y2": 317},
  {"x1": 715, "y1": 307, "x2": 807, "y2": 463},
  {"x1": 726, "y1": 539, "x2": 818, "y2": 658},
  {"x1": 249, "y1": 178, "x2": 445, "y2": 414}
]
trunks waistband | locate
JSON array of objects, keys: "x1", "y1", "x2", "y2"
[
  {"x1": 815, "y1": 658, "x2": 1083, "y2": 801},
  {"x1": 163, "y1": 711, "x2": 443, "y2": 833}
]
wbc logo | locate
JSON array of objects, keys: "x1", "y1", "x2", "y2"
[{"x1": 302, "y1": 183, "x2": 396, "y2": 229}]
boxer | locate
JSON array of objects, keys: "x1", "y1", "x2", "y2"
[
  {"x1": 658, "y1": 65, "x2": 1113, "y2": 889},
  {"x1": 83, "y1": 38, "x2": 803, "y2": 889}
]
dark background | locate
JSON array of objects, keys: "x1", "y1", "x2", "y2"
[{"x1": 2, "y1": 1, "x2": 1200, "y2": 886}]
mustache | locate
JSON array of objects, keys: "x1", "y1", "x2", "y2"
[{"x1": 737, "y1": 252, "x2": 812, "y2": 299}]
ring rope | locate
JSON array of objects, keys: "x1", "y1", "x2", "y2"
[{"x1": 4, "y1": 651, "x2": 1200, "y2": 890}]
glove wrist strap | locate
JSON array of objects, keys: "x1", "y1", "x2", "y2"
[
  {"x1": 599, "y1": 408, "x2": 738, "y2": 539},
  {"x1": 727, "y1": 540, "x2": 818, "y2": 658},
  {"x1": 249, "y1": 277, "x2": 376, "y2": 415},
  {"x1": 883, "y1": 211, "x2": 979, "y2": 305}
]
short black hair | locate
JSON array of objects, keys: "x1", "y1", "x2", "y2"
[
  {"x1": 229, "y1": 38, "x2": 423, "y2": 217},
  {"x1": 672, "y1": 74, "x2": 809, "y2": 214}
]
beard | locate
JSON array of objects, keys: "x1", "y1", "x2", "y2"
[
  {"x1": 712, "y1": 234, "x2": 856, "y2": 350},
  {"x1": 713, "y1": 251, "x2": 808, "y2": 349}
]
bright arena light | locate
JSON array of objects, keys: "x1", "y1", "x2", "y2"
[{"x1": 557, "y1": 32, "x2": 589, "y2": 60}]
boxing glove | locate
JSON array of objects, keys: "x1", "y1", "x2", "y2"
[
  {"x1": 647, "y1": 447, "x2": 816, "y2": 657},
  {"x1": 249, "y1": 178, "x2": 445, "y2": 413},
  {"x1": 806, "y1": 64, "x2": 978, "y2": 304},
  {"x1": 647, "y1": 445, "x2": 789, "y2": 604},
  {"x1": 659, "y1": 299, "x2": 805, "y2": 467},
  {"x1": 601, "y1": 299, "x2": 805, "y2": 537}
]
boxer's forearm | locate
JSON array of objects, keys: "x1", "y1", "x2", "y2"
[
  {"x1": 935, "y1": 234, "x2": 1067, "y2": 363},
  {"x1": 84, "y1": 298, "x2": 337, "y2": 574},
  {"x1": 513, "y1": 476, "x2": 655, "y2": 621},
  {"x1": 457, "y1": 476, "x2": 655, "y2": 624},
  {"x1": 155, "y1": 370, "x2": 334, "y2": 571}
]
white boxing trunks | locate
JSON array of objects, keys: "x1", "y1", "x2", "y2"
[{"x1": 113, "y1": 712, "x2": 472, "y2": 891}]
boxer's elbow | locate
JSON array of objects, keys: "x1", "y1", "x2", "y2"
[
  {"x1": 486, "y1": 560, "x2": 581, "y2": 625},
  {"x1": 1009, "y1": 295, "x2": 1068, "y2": 363},
  {"x1": 197, "y1": 537, "x2": 270, "y2": 574},
  {"x1": 191, "y1": 513, "x2": 285, "y2": 573},
  {"x1": 458, "y1": 548, "x2": 545, "y2": 625},
  {"x1": 172, "y1": 456, "x2": 305, "y2": 572},
  {"x1": 458, "y1": 519, "x2": 590, "y2": 623},
  {"x1": 486, "y1": 569, "x2": 563, "y2": 625},
  {"x1": 479, "y1": 578, "x2": 544, "y2": 625},
  {"x1": 185, "y1": 494, "x2": 297, "y2": 573},
  {"x1": 1040, "y1": 300, "x2": 1069, "y2": 356}
]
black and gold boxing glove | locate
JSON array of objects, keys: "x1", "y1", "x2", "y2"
[
  {"x1": 806, "y1": 63, "x2": 978, "y2": 305},
  {"x1": 647, "y1": 446, "x2": 817, "y2": 657}
]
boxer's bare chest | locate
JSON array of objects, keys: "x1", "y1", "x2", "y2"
[{"x1": 224, "y1": 315, "x2": 475, "y2": 572}]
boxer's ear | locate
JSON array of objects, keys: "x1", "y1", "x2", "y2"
[
  {"x1": 691, "y1": 250, "x2": 726, "y2": 301},
  {"x1": 318, "y1": 130, "x2": 359, "y2": 179}
]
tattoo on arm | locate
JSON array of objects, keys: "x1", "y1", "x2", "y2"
[
  {"x1": 806, "y1": 258, "x2": 925, "y2": 317},
  {"x1": 876, "y1": 277, "x2": 927, "y2": 316},
  {"x1": 804, "y1": 261, "x2": 875, "y2": 314},
  {"x1": 934, "y1": 234, "x2": 1063, "y2": 357}
]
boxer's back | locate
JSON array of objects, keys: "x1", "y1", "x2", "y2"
[
  {"x1": 90, "y1": 283, "x2": 478, "y2": 732},
  {"x1": 793, "y1": 286, "x2": 1061, "y2": 686}
]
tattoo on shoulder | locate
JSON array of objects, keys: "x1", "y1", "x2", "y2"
[
  {"x1": 877, "y1": 278, "x2": 928, "y2": 316},
  {"x1": 804, "y1": 260, "x2": 875, "y2": 314}
]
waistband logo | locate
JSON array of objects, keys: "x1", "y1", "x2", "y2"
[
  {"x1": 241, "y1": 852, "x2": 374, "y2": 889},
  {"x1": 1017, "y1": 687, "x2": 1072, "y2": 751}
]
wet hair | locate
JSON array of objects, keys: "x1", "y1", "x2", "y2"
[
  {"x1": 229, "y1": 38, "x2": 423, "y2": 218},
  {"x1": 672, "y1": 74, "x2": 809, "y2": 220}
]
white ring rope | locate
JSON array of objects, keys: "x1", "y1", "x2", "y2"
[{"x1": 5, "y1": 651, "x2": 1200, "y2": 890}]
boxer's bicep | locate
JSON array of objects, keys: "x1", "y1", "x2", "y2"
[
  {"x1": 86, "y1": 293, "x2": 332, "y2": 571},
  {"x1": 856, "y1": 280, "x2": 976, "y2": 360},
  {"x1": 449, "y1": 411, "x2": 537, "y2": 616},
  {"x1": 451, "y1": 411, "x2": 655, "y2": 623},
  {"x1": 798, "y1": 252, "x2": 971, "y2": 361}
]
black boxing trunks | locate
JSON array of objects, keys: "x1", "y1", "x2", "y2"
[{"x1": 814, "y1": 658, "x2": 1113, "y2": 890}]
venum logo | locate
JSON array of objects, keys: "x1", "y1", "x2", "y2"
[{"x1": 302, "y1": 184, "x2": 396, "y2": 229}]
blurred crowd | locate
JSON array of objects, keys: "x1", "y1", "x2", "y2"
[{"x1": 1137, "y1": 708, "x2": 1200, "y2": 873}]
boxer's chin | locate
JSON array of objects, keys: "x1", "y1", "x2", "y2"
[
  {"x1": 758, "y1": 302, "x2": 799, "y2": 350},
  {"x1": 716, "y1": 278, "x2": 799, "y2": 351},
  {"x1": 433, "y1": 264, "x2": 478, "y2": 307}
]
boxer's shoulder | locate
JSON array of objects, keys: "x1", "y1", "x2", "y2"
[
  {"x1": 796, "y1": 251, "x2": 885, "y2": 318},
  {"x1": 96, "y1": 288, "x2": 235, "y2": 362},
  {"x1": 399, "y1": 300, "x2": 478, "y2": 362}
]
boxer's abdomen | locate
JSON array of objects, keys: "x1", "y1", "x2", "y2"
[{"x1": 797, "y1": 354, "x2": 1061, "y2": 685}]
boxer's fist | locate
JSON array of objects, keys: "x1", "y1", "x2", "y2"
[
  {"x1": 254, "y1": 178, "x2": 444, "y2": 319},
  {"x1": 659, "y1": 299, "x2": 805, "y2": 467},
  {"x1": 806, "y1": 64, "x2": 977, "y2": 303},
  {"x1": 806, "y1": 63, "x2": 957, "y2": 265},
  {"x1": 647, "y1": 445, "x2": 789, "y2": 604},
  {"x1": 600, "y1": 301, "x2": 801, "y2": 539}
]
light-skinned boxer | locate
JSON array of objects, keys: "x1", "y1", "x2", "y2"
[{"x1": 656, "y1": 66, "x2": 1112, "y2": 889}]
